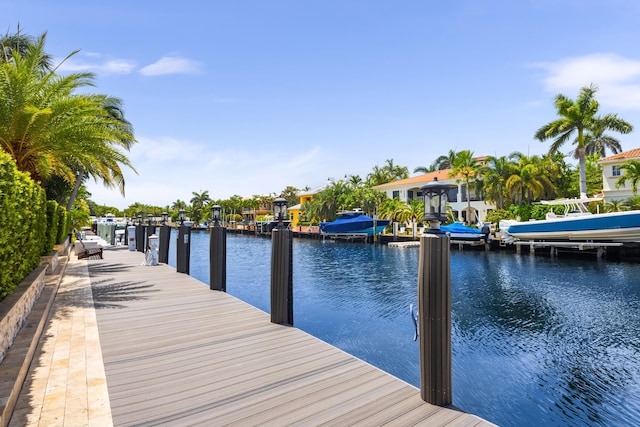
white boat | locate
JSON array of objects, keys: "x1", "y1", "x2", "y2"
[{"x1": 499, "y1": 196, "x2": 640, "y2": 243}]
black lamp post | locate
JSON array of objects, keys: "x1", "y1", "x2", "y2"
[
  {"x1": 270, "y1": 197, "x2": 293, "y2": 325},
  {"x1": 209, "y1": 204, "x2": 226, "y2": 292},
  {"x1": 137, "y1": 214, "x2": 142, "y2": 225},
  {"x1": 420, "y1": 177, "x2": 452, "y2": 233},
  {"x1": 158, "y1": 212, "x2": 170, "y2": 264},
  {"x1": 177, "y1": 209, "x2": 190, "y2": 274},
  {"x1": 273, "y1": 197, "x2": 288, "y2": 229},
  {"x1": 147, "y1": 214, "x2": 153, "y2": 226},
  {"x1": 211, "y1": 205, "x2": 221, "y2": 227},
  {"x1": 417, "y1": 176, "x2": 454, "y2": 406}
]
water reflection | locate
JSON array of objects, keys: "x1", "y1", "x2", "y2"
[{"x1": 169, "y1": 231, "x2": 640, "y2": 427}]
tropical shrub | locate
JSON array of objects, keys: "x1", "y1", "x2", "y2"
[
  {"x1": 44, "y1": 200, "x2": 60, "y2": 255},
  {"x1": 0, "y1": 151, "x2": 48, "y2": 299}
]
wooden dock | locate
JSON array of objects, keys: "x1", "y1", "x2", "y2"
[{"x1": 17, "y1": 246, "x2": 492, "y2": 426}]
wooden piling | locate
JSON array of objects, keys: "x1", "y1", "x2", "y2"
[
  {"x1": 135, "y1": 224, "x2": 146, "y2": 253},
  {"x1": 209, "y1": 226, "x2": 227, "y2": 291},
  {"x1": 158, "y1": 224, "x2": 170, "y2": 263},
  {"x1": 176, "y1": 225, "x2": 191, "y2": 274},
  {"x1": 271, "y1": 228, "x2": 293, "y2": 326},
  {"x1": 417, "y1": 233, "x2": 452, "y2": 406}
]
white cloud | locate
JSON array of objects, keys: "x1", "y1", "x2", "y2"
[
  {"x1": 139, "y1": 56, "x2": 202, "y2": 76},
  {"x1": 56, "y1": 53, "x2": 137, "y2": 75},
  {"x1": 533, "y1": 53, "x2": 640, "y2": 109}
]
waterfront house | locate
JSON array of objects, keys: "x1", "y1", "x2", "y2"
[
  {"x1": 289, "y1": 181, "x2": 333, "y2": 227},
  {"x1": 599, "y1": 148, "x2": 640, "y2": 201},
  {"x1": 373, "y1": 169, "x2": 496, "y2": 224}
]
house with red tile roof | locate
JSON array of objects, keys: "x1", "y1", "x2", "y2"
[
  {"x1": 373, "y1": 168, "x2": 495, "y2": 224},
  {"x1": 599, "y1": 148, "x2": 640, "y2": 201}
]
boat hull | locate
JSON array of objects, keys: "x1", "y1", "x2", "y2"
[{"x1": 503, "y1": 211, "x2": 640, "y2": 243}]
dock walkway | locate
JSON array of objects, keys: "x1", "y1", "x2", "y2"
[{"x1": 8, "y1": 246, "x2": 493, "y2": 426}]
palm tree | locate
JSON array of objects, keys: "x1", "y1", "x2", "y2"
[
  {"x1": 535, "y1": 84, "x2": 632, "y2": 197},
  {"x1": 582, "y1": 120, "x2": 623, "y2": 158},
  {"x1": 190, "y1": 190, "x2": 211, "y2": 226},
  {"x1": 624, "y1": 195, "x2": 640, "y2": 210},
  {"x1": 366, "y1": 165, "x2": 388, "y2": 186},
  {"x1": 0, "y1": 33, "x2": 137, "y2": 209},
  {"x1": 505, "y1": 154, "x2": 554, "y2": 205},
  {"x1": 481, "y1": 155, "x2": 513, "y2": 209},
  {"x1": 449, "y1": 150, "x2": 479, "y2": 224},
  {"x1": 604, "y1": 199, "x2": 627, "y2": 213},
  {"x1": 432, "y1": 149, "x2": 458, "y2": 171},
  {"x1": 347, "y1": 174, "x2": 363, "y2": 188},
  {"x1": 66, "y1": 97, "x2": 137, "y2": 210},
  {"x1": 616, "y1": 160, "x2": 640, "y2": 195},
  {"x1": 1, "y1": 26, "x2": 53, "y2": 70},
  {"x1": 412, "y1": 164, "x2": 435, "y2": 174},
  {"x1": 382, "y1": 158, "x2": 409, "y2": 181}
]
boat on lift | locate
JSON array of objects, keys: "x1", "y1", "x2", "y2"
[{"x1": 499, "y1": 195, "x2": 640, "y2": 243}]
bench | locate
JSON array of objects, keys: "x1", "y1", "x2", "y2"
[{"x1": 75, "y1": 234, "x2": 103, "y2": 260}]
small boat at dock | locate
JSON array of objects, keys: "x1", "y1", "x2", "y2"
[
  {"x1": 500, "y1": 196, "x2": 640, "y2": 243},
  {"x1": 320, "y1": 210, "x2": 390, "y2": 236},
  {"x1": 440, "y1": 222, "x2": 489, "y2": 242}
]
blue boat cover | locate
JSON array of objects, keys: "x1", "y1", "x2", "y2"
[
  {"x1": 440, "y1": 223, "x2": 482, "y2": 234},
  {"x1": 320, "y1": 213, "x2": 390, "y2": 234}
]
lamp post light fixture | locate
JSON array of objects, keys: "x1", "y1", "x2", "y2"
[
  {"x1": 137, "y1": 214, "x2": 142, "y2": 225},
  {"x1": 161, "y1": 212, "x2": 168, "y2": 225},
  {"x1": 420, "y1": 177, "x2": 453, "y2": 233},
  {"x1": 211, "y1": 205, "x2": 222, "y2": 227},
  {"x1": 273, "y1": 197, "x2": 288, "y2": 228},
  {"x1": 178, "y1": 209, "x2": 186, "y2": 225},
  {"x1": 147, "y1": 214, "x2": 153, "y2": 226}
]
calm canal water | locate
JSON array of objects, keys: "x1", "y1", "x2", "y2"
[{"x1": 167, "y1": 230, "x2": 640, "y2": 427}]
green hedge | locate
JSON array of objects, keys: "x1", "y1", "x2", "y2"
[
  {"x1": 56, "y1": 205, "x2": 70, "y2": 244},
  {"x1": 0, "y1": 151, "x2": 48, "y2": 299},
  {"x1": 44, "y1": 200, "x2": 60, "y2": 255}
]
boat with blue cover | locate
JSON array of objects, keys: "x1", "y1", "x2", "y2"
[
  {"x1": 500, "y1": 196, "x2": 640, "y2": 243},
  {"x1": 320, "y1": 210, "x2": 390, "y2": 236},
  {"x1": 440, "y1": 222, "x2": 489, "y2": 241}
]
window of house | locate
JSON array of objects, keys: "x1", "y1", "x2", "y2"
[
  {"x1": 612, "y1": 165, "x2": 621, "y2": 177},
  {"x1": 392, "y1": 190, "x2": 400, "y2": 199},
  {"x1": 407, "y1": 190, "x2": 414, "y2": 200}
]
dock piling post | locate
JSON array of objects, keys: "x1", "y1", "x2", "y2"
[
  {"x1": 271, "y1": 227, "x2": 293, "y2": 326},
  {"x1": 176, "y1": 223, "x2": 191, "y2": 274},
  {"x1": 210, "y1": 224, "x2": 227, "y2": 291},
  {"x1": 136, "y1": 223, "x2": 146, "y2": 253},
  {"x1": 158, "y1": 223, "x2": 170, "y2": 263},
  {"x1": 417, "y1": 233, "x2": 452, "y2": 406}
]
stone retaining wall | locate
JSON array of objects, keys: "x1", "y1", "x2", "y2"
[{"x1": 0, "y1": 265, "x2": 47, "y2": 364}]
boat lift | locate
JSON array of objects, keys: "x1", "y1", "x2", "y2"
[{"x1": 513, "y1": 240, "x2": 623, "y2": 258}]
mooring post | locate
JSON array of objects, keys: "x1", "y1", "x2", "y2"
[
  {"x1": 176, "y1": 223, "x2": 191, "y2": 274},
  {"x1": 209, "y1": 205, "x2": 227, "y2": 291},
  {"x1": 158, "y1": 224, "x2": 170, "y2": 263},
  {"x1": 417, "y1": 233, "x2": 452, "y2": 406},
  {"x1": 270, "y1": 227, "x2": 293, "y2": 325},
  {"x1": 158, "y1": 212, "x2": 170, "y2": 263},
  {"x1": 136, "y1": 223, "x2": 146, "y2": 253}
]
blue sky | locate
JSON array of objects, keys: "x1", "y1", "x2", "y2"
[{"x1": 6, "y1": 1, "x2": 640, "y2": 209}]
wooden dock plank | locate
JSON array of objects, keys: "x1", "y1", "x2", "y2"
[{"x1": 88, "y1": 247, "x2": 493, "y2": 426}]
